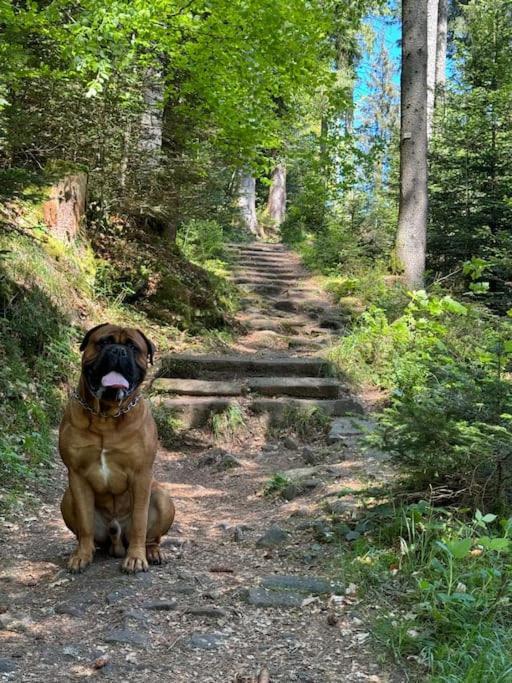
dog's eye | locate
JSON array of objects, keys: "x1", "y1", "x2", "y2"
[
  {"x1": 126, "y1": 341, "x2": 137, "y2": 351},
  {"x1": 98, "y1": 337, "x2": 112, "y2": 347}
]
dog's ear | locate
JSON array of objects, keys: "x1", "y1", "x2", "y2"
[
  {"x1": 79, "y1": 323, "x2": 110, "y2": 352},
  {"x1": 137, "y1": 330, "x2": 156, "y2": 365}
]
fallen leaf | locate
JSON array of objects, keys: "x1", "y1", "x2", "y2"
[{"x1": 93, "y1": 655, "x2": 110, "y2": 669}]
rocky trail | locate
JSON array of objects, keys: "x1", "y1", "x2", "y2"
[{"x1": 0, "y1": 243, "x2": 398, "y2": 682}]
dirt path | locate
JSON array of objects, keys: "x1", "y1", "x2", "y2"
[{"x1": 0, "y1": 243, "x2": 399, "y2": 682}]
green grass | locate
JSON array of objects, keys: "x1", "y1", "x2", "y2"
[
  {"x1": 276, "y1": 404, "x2": 331, "y2": 440},
  {"x1": 210, "y1": 403, "x2": 247, "y2": 440}
]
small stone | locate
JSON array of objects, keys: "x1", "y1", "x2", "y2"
[
  {"x1": 198, "y1": 448, "x2": 227, "y2": 467},
  {"x1": 283, "y1": 436, "x2": 299, "y2": 450},
  {"x1": 301, "y1": 478, "x2": 321, "y2": 490},
  {"x1": 244, "y1": 588, "x2": 303, "y2": 608},
  {"x1": 289, "y1": 507, "x2": 310, "y2": 518},
  {"x1": 106, "y1": 588, "x2": 134, "y2": 605},
  {"x1": 256, "y1": 525, "x2": 289, "y2": 548},
  {"x1": 0, "y1": 614, "x2": 12, "y2": 629},
  {"x1": 63, "y1": 646, "x2": 80, "y2": 658},
  {"x1": 124, "y1": 609, "x2": 147, "y2": 622},
  {"x1": 161, "y1": 537, "x2": 184, "y2": 548},
  {"x1": 55, "y1": 603, "x2": 85, "y2": 618},
  {"x1": 324, "y1": 500, "x2": 350, "y2": 516},
  {"x1": 104, "y1": 628, "x2": 149, "y2": 647},
  {"x1": 311, "y1": 520, "x2": 334, "y2": 543},
  {"x1": 218, "y1": 453, "x2": 242, "y2": 470},
  {"x1": 260, "y1": 575, "x2": 338, "y2": 594},
  {"x1": 282, "y1": 466, "x2": 319, "y2": 480},
  {"x1": 281, "y1": 484, "x2": 303, "y2": 501},
  {"x1": 142, "y1": 599, "x2": 177, "y2": 611},
  {"x1": 0, "y1": 658, "x2": 18, "y2": 673},
  {"x1": 328, "y1": 417, "x2": 372, "y2": 444},
  {"x1": 185, "y1": 633, "x2": 228, "y2": 650},
  {"x1": 185, "y1": 607, "x2": 227, "y2": 618},
  {"x1": 168, "y1": 581, "x2": 196, "y2": 594},
  {"x1": 233, "y1": 526, "x2": 245, "y2": 542},
  {"x1": 302, "y1": 446, "x2": 318, "y2": 465}
]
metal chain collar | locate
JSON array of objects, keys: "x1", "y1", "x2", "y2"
[{"x1": 71, "y1": 390, "x2": 142, "y2": 418}]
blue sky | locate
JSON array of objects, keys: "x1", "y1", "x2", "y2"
[{"x1": 354, "y1": 13, "x2": 401, "y2": 105}]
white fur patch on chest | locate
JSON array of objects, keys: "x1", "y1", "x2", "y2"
[{"x1": 99, "y1": 449, "x2": 111, "y2": 483}]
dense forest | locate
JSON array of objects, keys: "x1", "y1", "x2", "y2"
[{"x1": 1, "y1": 0, "x2": 512, "y2": 680}]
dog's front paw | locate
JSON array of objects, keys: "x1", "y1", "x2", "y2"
[
  {"x1": 122, "y1": 551, "x2": 148, "y2": 574},
  {"x1": 68, "y1": 549, "x2": 93, "y2": 574}
]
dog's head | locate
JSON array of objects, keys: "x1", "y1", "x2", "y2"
[{"x1": 79, "y1": 323, "x2": 155, "y2": 402}]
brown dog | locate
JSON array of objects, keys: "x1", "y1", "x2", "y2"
[{"x1": 59, "y1": 323, "x2": 175, "y2": 574}]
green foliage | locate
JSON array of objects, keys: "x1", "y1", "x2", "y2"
[
  {"x1": 151, "y1": 405, "x2": 183, "y2": 449},
  {"x1": 330, "y1": 288, "x2": 512, "y2": 508},
  {"x1": 343, "y1": 502, "x2": 512, "y2": 680},
  {"x1": 177, "y1": 219, "x2": 225, "y2": 264},
  {"x1": 277, "y1": 405, "x2": 330, "y2": 440},
  {"x1": 0, "y1": 235, "x2": 80, "y2": 493},
  {"x1": 264, "y1": 473, "x2": 292, "y2": 496},
  {"x1": 210, "y1": 404, "x2": 246, "y2": 440}
]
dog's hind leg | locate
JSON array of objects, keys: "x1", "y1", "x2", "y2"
[{"x1": 145, "y1": 484, "x2": 175, "y2": 565}]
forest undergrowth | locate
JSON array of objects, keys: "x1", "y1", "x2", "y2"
[
  {"x1": 286, "y1": 223, "x2": 512, "y2": 682},
  {"x1": 0, "y1": 175, "x2": 239, "y2": 508}
]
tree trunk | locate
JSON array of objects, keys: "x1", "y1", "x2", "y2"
[
  {"x1": 426, "y1": 0, "x2": 439, "y2": 140},
  {"x1": 435, "y1": 0, "x2": 448, "y2": 107},
  {"x1": 238, "y1": 171, "x2": 261, "y2": 237},
  {"x1": 138, "y1": 68, "x2": 164, "y2": 169},
  {"x1": 267, "y1": 163, "x2": 287, "y2": 225},
  {"x1": 396, "y1": 0, "x2": 428, "y2": 289}
]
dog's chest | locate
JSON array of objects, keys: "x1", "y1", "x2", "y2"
[{"x1": 85, "y1": 448, "x2": 129, "y2": 495}]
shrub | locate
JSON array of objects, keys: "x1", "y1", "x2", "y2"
[
  {"x1": 177, "y1": 219, "x2": 225, "y2": 264},
  {"x1": 330, "y1": 291, "x2": 512, "y2": 509},
  {"x1": 343, "y1": 502, "x2": 512, "y2": 681}
]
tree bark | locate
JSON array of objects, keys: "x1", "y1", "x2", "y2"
[
  {"x1": 238, "y1": 171, "x2": 261, "y2": 237},
  {"x1": 426, "y1": 0, "x2": 439, "y2": 140},
  {"x1": 435, "y1": 0, "x2": 448, "y2": 107},
  {"x1": 138, "y1": 68, "x2": 164, "y2": 169},
  {"x1": 396, "y1": 0, "x2": 428, "y2": 289},
  {"x1": 267, "y1": 163, "x2": 287, "y2": 225}
]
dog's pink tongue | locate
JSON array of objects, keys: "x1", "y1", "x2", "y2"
[{"x1": 101, "y1": 371, "x2": 129, "y2": 389}]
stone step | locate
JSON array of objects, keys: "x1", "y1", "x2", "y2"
[
  {"x1": 153, "y1": 376, "x2": 340, "y2": 399},
  {"x1": 228, "y1": 247, "x2": 291, "y2": 256},
  {"x1": 240, "y1": 283, "x2": 293, "y2": 296},
  {"x1": 235, "y1": 256, "x2": 300, "y2": 267},
  {"x1": 235, "y1": 266, "x2": 303, "y2": 276},
  {"x1": 154, "y1": 396, "x2": 362, "y2": 429},
  {"x1": 226, "y1": 242, "x2": 287, "y2": 253},
  {"x1": 251, "y1": 397, "x2": 363, "y2": 419},
  {"x1": 240, "y1": 318, "x2": 307, "y2": 332},
  {"x1": 232, "y1": 275, "x2": 298, "y2": 285},
  {"x1": 233, "y1": 271, "x2": 300, "y2": 281},
  {"x1": 239, "y1": 312, "x2": 310, "y2": 327},
  {"x1": 159, "y1": 354, "x2": 331, "y2": 379},
  {"x1": 287, "y1": 336, "x2": 331, "y2": 350},
  {"x1": 248, "y1": 377, "x2": 340, "y2": 399},
  {"x1": 152, "y1": 378, "x2": 244, "y2": 396}
]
